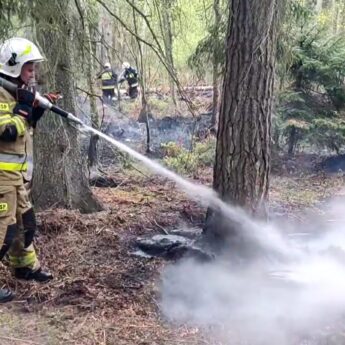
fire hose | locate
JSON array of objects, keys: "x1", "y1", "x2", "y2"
[{"x1": 0, "y1": 76, "x2": 83, "y2": 126}]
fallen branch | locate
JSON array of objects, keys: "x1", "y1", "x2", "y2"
[
  {"x1": 0, "y1": 336, "x2": 41, "y2": 345},
  {"x1": 153, "y1": 219, "x2": 169, "y2": 235}
]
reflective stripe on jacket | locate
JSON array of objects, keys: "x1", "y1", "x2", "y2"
[
  {"x1": 0, "y1": 153, "x2": 27, "y2": 171},
  {"x1": 124, "y1": 67, "x2": 138, "y2": 87},
  {"x1": 100, "y1": 69, "x2": 117, "y2": 90},
  {"x1": 0, "y1": 87, "x2": 31, "y2": 186}
]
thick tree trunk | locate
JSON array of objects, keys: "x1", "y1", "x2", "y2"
[
  {"x1": 205, "y1": 0, "x2": 280, "y2": 243},
  {"x1": 32, "y1": 0, "x2": 102, "y2": 213}
]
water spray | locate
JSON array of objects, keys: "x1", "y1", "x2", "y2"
[
  {"x1": 4, "y1": 77, "x2": 345, "y2": 343},
  {"x1": 0, "y1": 76, "x2": 292, "y2": 258}
]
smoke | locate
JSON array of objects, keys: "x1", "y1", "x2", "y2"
[
  {"x1": 160, "y1": 198, "x2": 345, "y2": 345},
  {"x1": 79, "y1": 124, "x2": 345, "y2": 344}
]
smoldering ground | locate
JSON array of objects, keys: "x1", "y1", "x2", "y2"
[
  {"x1": 160, "y1": 198, "x2": 345, "y2": 345},
  {"x1": 74, "y1": 99, "x2": 345, "y2": 344}
]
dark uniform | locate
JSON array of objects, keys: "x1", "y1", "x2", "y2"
[
  {"x1": 119, "y1": 67, "x2": 139, "y2": 99},
  {"x1": 98, "y1": 67, "x2": 118, "y2": 104}
]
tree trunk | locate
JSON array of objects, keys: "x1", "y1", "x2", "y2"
[
  {"x1": 210, "y1": 0, "x2": 221, "y2": 130},
  {"x1": 205, "y1": 0, "x2": 280, "y2": 243},
  {"x1": 79, "y1": 0, "x2": 100, "y2": 171},
  {"x1": 100, "y1": 24, "x2": 106, "y2": 63},
  {"x1": 322, "y1": 0, "x2": 333, "y2": 10},
  {"x1": 341, "y1": 0, "x2": 345, "y2": 32},
  {"x1": 332, "y1": 2, "x2": 339, "y2": 33},
  {"x1": 132, "y1": 6, "x2": 151, "y2": 152},
  {"x1": 315, "y1": 0, "x2": 323, "y2": 12},
  {"x1": 211, "y1": 61, "x2": 220, "y2": 130},
  {"x1": 160, "y1": 0, "x2": 177, "y2": 106},
  {"x1": 287, "y1": 126, "x2": 297, "y2": 156},
  {"x1": 32, "y1": 0, "x2": 102, "y2": 213}
]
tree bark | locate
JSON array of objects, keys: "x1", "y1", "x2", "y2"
[
  {"x1": 32, "y1": 0, "x2": 102, "y2": 213},
  {"x1": 132, "y1": 5, "x2": 152, "y2": 152},
  {"x1": 205, "y1": 0, "x2": 280, "y2": 242},
  {"x1": 287, "y1": 126, "x2": 297, "y2": 156},
  {"x1": 79, "y1": 0, "x2": 100, "y2": 171},
  {"x1": 160, "y1": 0, "x2": 177, "y2": 106},
  {"x1": 341, "y1": 0, "x2": 345, "y2": 33},
  {"x1": 332, "y1": 1, "x2": 339, "y2": 33},
  {"x1": 210, "y1": 0, "x2": 221, "y2": 130}
]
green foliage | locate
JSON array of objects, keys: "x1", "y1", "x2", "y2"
[
  {"x1": 148, "y1": 97, "x2": 171, "y2": 115},
  {"x1": 187, "y1": 2, "x2": 228, "y2": 78},
  {"x1": 276, "y1": 2, "x2": 345, "y2": 154},
  {"x1": 290, "y1": 32, "x2": 345, "y2": 109},
  {"x1": 276, "y1": 87, "x2": 345, "y2": 154},
  {"x1": 307, "y1": 117, "x2": 345, "y2": 154},
  {"x1": 0, "y1": 0, "x2": 30, "y2": 39},
  {"x1": 187, "y1": 22, "x2": 227, "y2": 77},
  {"x1": 173, "y1": 0, "x2": 211, "y2": 70},
  {"x1": 161, "y1": 137, "x2": 216, "y2": 174}
]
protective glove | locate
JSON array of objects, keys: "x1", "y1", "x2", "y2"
[{"x1": 13, "y1": 88, "x2": 35, "y2": 121}]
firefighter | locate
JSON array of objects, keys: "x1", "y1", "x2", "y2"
[
  {"x1": 118, "y1": 62, "x2": 139, "y2": 99},
  {"x1": 97, "y1": 62, "x2": 118, "y2": 105},
  {"x1": 0, "y1": 37, "x2": 55, "y2": 303}
]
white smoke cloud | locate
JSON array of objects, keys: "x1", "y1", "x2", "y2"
[
  {"x1": 160, "y1": 199, "x2": 345, "y2": 345},
  {"x1": 77, "y1": 96, "x2": 345, "y2": 344}
]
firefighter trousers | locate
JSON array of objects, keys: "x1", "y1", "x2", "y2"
[{"x1": 0, "y1": 184, "x2": 40, "y2": 270}]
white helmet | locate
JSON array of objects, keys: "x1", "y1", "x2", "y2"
[
  {"x1": 122, "y1": 61, "x2": 130, "y2": 69},
  {"x1": 0, "y1": 37, "x2": 44, "y2": 78},
  {"x1": 104, "y1": 62, "x2": 111, "y2": 69}
]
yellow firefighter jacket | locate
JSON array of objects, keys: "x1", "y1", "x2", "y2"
[{"x1": 0, "y1": 87, "x2": 31, "y2": 186}]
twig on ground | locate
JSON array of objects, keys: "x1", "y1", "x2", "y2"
[
  {"x1": 153, "y1": 219, "x2": 169, "y2": 235},
  {"x1": 0, "y1": 336, "x2": 41, "y2": 345}
]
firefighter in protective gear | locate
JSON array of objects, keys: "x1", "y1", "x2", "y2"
[
  {"x1": 0, "y1": 37, "x2": 53, "y2": 303},
  {"x1": 118, "y1": 62, "x2": 139, "y2": 99},
  {"x1": 97, "y1": 62, "x2": 118, "y2": 104}
]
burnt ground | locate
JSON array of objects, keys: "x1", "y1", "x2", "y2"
[
  {"x1": 1, "y1": 97, "x2": 345, "y2": 344},
  {"x1": 0, "y1": 166, "x2": 344, "y2": 344},
  {"x1": 0, "y1": 172, "x2": 207, "y2": 345}
]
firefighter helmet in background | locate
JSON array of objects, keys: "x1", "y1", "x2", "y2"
[
  {"x1": 104, "y1": 62, "x2": 111, "y2": 69},
  {"x1": 122, "y1": 61, "x2": 130, "y2": 69},
  {"x1": 0, "y1": 37, "x2": 44, "y2": 78}
]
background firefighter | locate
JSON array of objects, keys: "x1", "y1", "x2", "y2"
[
  {"x1": 0, "y1": 37, "x2": 56, "y2": 303},
  {"x1": 97, "y1": 62, "x2": 118, "y2": 105},
  {"x1": 118, "y1": 61, "x2": 139, "y2": 99}
]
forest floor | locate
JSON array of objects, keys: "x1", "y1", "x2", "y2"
[
  {"x1": 0, "y1": 159, "x2": 344, "y2": 344},
  {"x1": 1, "y1": 94, "x2": 345, "y2": 345}
]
